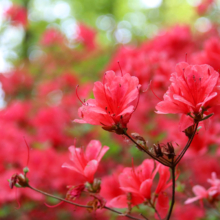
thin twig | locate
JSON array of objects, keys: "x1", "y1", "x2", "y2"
[
  {"x1": 28, "y1": 185, "x2": 144, "y2": 220},
  {"x1": 123, "y1": 132, "x2": 172, "y2": 167},
  {"x1": 148, "y1": 200, "x2": 162, "y2": 220},
  {"x1": 140, "y1": 213, "x2": 149, "y2": 220},
  {"x1": 174, "y1": 122, "x2": 198, "y2": 166}
]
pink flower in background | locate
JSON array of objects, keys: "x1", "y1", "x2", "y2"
[
  {"x1": 5, "y1": 5, "x2": 27, "y2": 27},
  {"x1": 197, "y1": 0, "x2": 214, "y2": 15},
  {"x1": 77, "y1": 23, "x2": 97, "y2": 51},
  {"x1": 74, "y1": 71, "x2": 141, "y2": 133},
  {"x1": 156, "y1": 62, "x2": 220, "y2": 126},
  {"x1": 185, "y1": 185, "x2": 208, "y2": 204},
  {"x1": 62, "y1": 140, "x2": 109, "y2": 183},
  {"x1": 185, "y1": 172, "x2": 220, "y2": 204},
  {"x1": 41, "y1": 28, "x2": 64, "y2": 46}
]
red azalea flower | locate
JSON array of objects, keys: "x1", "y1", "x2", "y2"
[
  {"x1": 62, "y1": 140, "x2": 109, "y2": 183},
  {"x1": 119, "y1": 160, "x2": 156, "y2": 201},
  {"x1": 74, "y1": 71, "x2": 141, "y2": 134},
  {"x1": 156, "y1": 62, "x2": 220, "y2": 121},
  {"x1": 119, "y1": 160, "x2": 171, "y2": 201}
]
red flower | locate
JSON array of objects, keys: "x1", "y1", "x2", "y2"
[
  {"x1": 77, "y1": 23, "x2": 97, "y2": 51},
  {"x1": 62, "y1": 140, "x2": 109, "y2": 183},
  {"x1": 119, "y1": 160, "x2": 156, "y2": 201},
  {"x1": 156, "y1": 62, "x2": 220, "y2": 121},
  {"x1": 5, "y1": 5, "x2": 28, "y2": 27},
  {"x1": 74, "y1": 71, "x2": 141, "y2": 134},
  {"x1": 41, "y1": 28, "x2": 64, "y2": 46}
]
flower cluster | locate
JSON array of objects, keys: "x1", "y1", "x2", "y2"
[
  {"x1": 100, "y1": 159, "x2": 172, "y2": 218},
  {"x1": 156, "y1": 62, "x2": 220, "y2": 130}
]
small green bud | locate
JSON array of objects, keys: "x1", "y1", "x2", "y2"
[{"x1": 23, "y1": 167, "x2": 29, "y2": 174}]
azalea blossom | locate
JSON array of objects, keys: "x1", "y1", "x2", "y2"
[
  {"x1": 119, "y1": 160, "x2": 157, "y2": 201},
  {"x1": 62, "y1": 140, "x2": 109, "y2": 183},
  {"x1": 156, "y1": 62, "x2": 220, "y2": 124},
  {"x1": 119, "y1": 160, "x2": 171, "y2": 200},
  {"x1": 74, "y1": 70, "x2": 141, "y2": 134},
  {"x1": 100, "y1": 167, "x2": 143, "y2": 209},
  {"x1": 185, "y1": 172, "x2": 220, "y2": 204},
  {"x1": 100, "y1": 159, "x2": 171, "y2": 218}
]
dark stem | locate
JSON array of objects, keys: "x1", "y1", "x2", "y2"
[
  {"x1": 166, "y1": 165, "x2": 175, "y2": 220},
  {"x1": 174, "y1": 122, "x2": 198, "y2": 166},
  {"x1": 123, "y1": 132, "x2": 172, "y2": 167},
  {"x1": 28, "y1": 184, "x2": 144, "y2": 220}
]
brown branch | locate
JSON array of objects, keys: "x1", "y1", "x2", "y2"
[
  {"x1": 148, "y1": 200, "x2": 162, "y2": 220},
  {"x1": 123, "y1": 132, "x2": 172, "y2": 167},
  {"x1": 174, "y1": 122, "x2": 198, "y2": 166},
  {"x1": 28, "y1": 184, "x2": 145, "y2": 220}
]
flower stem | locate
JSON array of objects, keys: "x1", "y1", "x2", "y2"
[
  {"x1": 28, "y1": 184, "x2": 144, "y2": 220},
  {"x1": 166, "y1": 165, "x2": 175, "y2": 220},
  {"x1": 123, "y1": 132, "x2": 172, "y2": 167},
  {"x1": 148, "y1": 199, "x2": 162, "y2": 220},
  {"x1": 174, "y1": 122, "x2": 198, "y2": 166}
]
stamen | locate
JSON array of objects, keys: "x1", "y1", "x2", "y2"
[
  {"x1": 117, "y1": 61, "x2": 123, "y2": 77},
  {"x1": 150, "y1": 81, "x2": 162, "y2": 101},
  {"x1": 76, "y1": 85, "x2": 86, "y2": 106},
  {"x1": 185, "y1": 53, "x2": 187, "y2": 62},
  {"x1": 103, "y1": 73, "x2": 114, "y2": 115},
  {"x1": 44, "y1": 201, "x2": 64, "y2": 208},
  {"x1": 23, "y1": 136, "x2": 30, "y2": 167}
]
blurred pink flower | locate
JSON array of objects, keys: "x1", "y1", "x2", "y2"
[
  {"x1": 185, "y1": 172, "x2": 220, "y2": 204},
  {"x1": 41, "y1": 28, "x2": 64, "y2": 46},
  {"x1": 62, "y1": 140, "x2": 109, "y2": 183},
  {"x1": 185, "y1": 185, "x2": 208, "y2": 204},
  {"x1": 197, "y1": 0, "x2": 214, "y2": 15},
  {"x1": 77, "y1": 23, "x2": 97, "y2": 51},
  {"x1": 74, "y1": 71, "x2": 141, "y2": 133},
  {"x1": 5, "y1": 5, "x2": 27, "y2": 27}
]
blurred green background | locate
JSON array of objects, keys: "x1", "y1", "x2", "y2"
[{"x1": 0, "y1": 0, "x2": 216, "y2": 73}]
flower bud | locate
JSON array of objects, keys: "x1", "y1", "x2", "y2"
[
  {"x1": 153, "y1": 144, "x2": 163, "y2": 157},
  {"x1": 17, "y1": 174, "x2": 28, "y2": 187},
  {"x1": 166, "y1": 142, "x2": 175, "y2": 159},
  {"x1": 23, "y1": 166, "x2": 29, "y2": 174},
  {"x1": 66, "y1": 184, "x2": 85, "y2": 201},
  {"x1": 184, "y1": 125, "x2": 195, "y2": 138},
  {"x1": 9, "y1": 174, "x2": 18, "y2": 189},
  {"x1": 92, "y1": 178, "x2": 101, "y2": 193}
]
